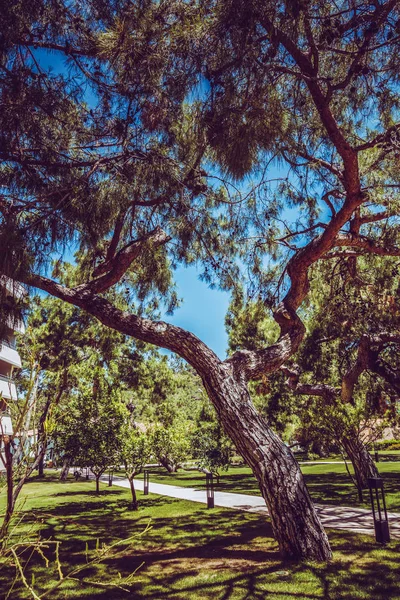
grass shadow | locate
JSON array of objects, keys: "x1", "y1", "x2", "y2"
[{"x1": 3, "y1": 475, "x2": 400, "y2": 600}]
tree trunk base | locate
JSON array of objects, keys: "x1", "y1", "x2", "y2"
[
  {"x1": 204, "y1": 364, "x2": 332, "y2": 562},
  {"x1": 60, "y1": 459, "x2": 71, "y2": 482}
]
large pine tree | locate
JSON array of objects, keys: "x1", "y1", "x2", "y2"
[{"x1": 2, "y1": 1, "x2": 400, "y2": 560}]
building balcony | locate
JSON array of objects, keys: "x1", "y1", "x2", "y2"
[
  {"x1": 6, "y1": 316, "x2": 25, "y2": 335},
  {"x1": 0, "y1": 276, "x2": 26, "y2": 299},
  {"x1": 0, "y1": 375, "x2": 17, "y2": 401},
  {"x1": 0, "y1": 412, "x2": 13, "y2": 435},
  {"x1": 0, "y1": 341, "x2": 22, "y2": 369}
]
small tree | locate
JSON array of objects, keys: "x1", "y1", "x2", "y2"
[
  {"x1": 0, "y1": 337, "x2": 68, "y2": 545},
  {"x1": 152, "y1": 419, "x2": 191, "y2": 474},
  {"x1": 119, "y1": 424, "x2": 151, "y2": 510},
  {"x1": 191, "y1": 400, "x2": 233, "y2": 482},
  {"x1": 125, "y1": 357, "x2": 201, "y2": 474},
  {"x1": 53, "y1": 367, "x2": 125, "y2": 494}
]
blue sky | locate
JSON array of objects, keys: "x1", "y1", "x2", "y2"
[{"x1": 166, "y1": 266, "x2": 230, "y2": 359}]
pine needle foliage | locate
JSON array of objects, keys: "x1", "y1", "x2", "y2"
[{"x1": 1, "y1": 1, "x2": 400, "y2": 333}]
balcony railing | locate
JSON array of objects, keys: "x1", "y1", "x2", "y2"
[
  {"x1": 1, "y1": 338, "x2": 16, "y2": 350},
  {"x1": 0, "y1": 276, "x2": 26, "y2": 297},
  {"x1": 0, "y1": 374, "x2": 14, "y2": 383}
]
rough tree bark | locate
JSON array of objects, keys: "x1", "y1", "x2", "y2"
[
  {"x1": 341, "y1": 436, "x2": 379, "y2": 501},
  {"x1": 203, "y1": 363, "x2": 332, "y2": 560}
]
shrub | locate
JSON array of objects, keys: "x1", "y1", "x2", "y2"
[{"x1": 370, "y1": 440, "x2": 400, "y2": 450}]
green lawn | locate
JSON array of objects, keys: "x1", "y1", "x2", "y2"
[
  {"x1": 373, "y1": 450, "x2": 400, "y2": 461},
  {"x1": 133, "y1": 461, "x2": 400, "y2": 511},
  {"x1": 302, "y1": 462, "x2": 400, "y2": 510},
  {"x1": 1, "y1": 476, "x2": 400, "y2": 599}
]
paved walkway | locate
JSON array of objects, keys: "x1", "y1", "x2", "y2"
[{"x1": 100, "y1": 474, "x2": 400, "y2": 539}]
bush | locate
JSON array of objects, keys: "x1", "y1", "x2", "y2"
[
  {"x1": 387, "y1": 442, "x2": 400, "y2": 450},
  {"x1": 370, "y1": 440, "x2": 400, "y2": 451}
]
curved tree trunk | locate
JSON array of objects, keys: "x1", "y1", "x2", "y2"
[
  {"x1": 203, "y1": 363, "x2": 332, "y2": 561},
  {"x1": 159, "y1": 458, "x2": 177, "y2": 473},
  {"x1": 342, "y1": 436, "x2": 379, "y2": 501},
  {"x1": 26, "y1": 273, "x2": 335, "y2": 560}
]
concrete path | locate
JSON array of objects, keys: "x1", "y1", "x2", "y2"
[{"x1": 100, "y1": 474, "x2": 400, "y2": 539}]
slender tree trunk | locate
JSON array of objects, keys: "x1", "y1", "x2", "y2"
[
  {"x1": 18, "y1": 369, "x2": 40, "y2": 459},
  {"x1": 60, "y1": 458, "x2": 71, "y2": 481},
  {"x1": 129, "y1": 478, "x2": 138, "y2": 510},
  {"x1": 341, "y1": 436, "x2": 379, "y2": 501},
  {"x1": 0, "y1": 438, "x2": 14, "y2": 546},
  {"x1": 35, "y1": 396, "x2": 52, "y2": 479},
  {"x1": 38, "y1": 454, "x2": 45, "y2": 478},
  {"x1": 95, "y1": 474, "x2": 100, "y2": 494},
  {"x1": 0, "y1": 402, "x2": 57, "y2": 544},
  {"x1": 203, "y1": 363, "x2": 332, "y2": 561}
]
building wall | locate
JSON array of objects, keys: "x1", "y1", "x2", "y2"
[{"x1": 0, "y1": 279, "x2": 24, "y2": 428}]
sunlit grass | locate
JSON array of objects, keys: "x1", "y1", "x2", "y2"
[
  {"x1": 134, "y1": 461, "x2": 400, "y2": 510},
  {"x1": 1, "y1": 476, "x2": 400, "y2": 599}
]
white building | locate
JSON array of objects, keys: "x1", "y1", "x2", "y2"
[{"x1": 0, "y1": 278, "x2": 25, "y2": 436}]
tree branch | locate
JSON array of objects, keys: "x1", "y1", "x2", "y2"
[
  {"x1": 355, "y1": 122, "x2": 400, "y2": 152},
  {"x1": 83, "y1": 227, "x2": 171, "y2": 294},
  {"x1": 334, "y1": 233, "x2": 400, "y2": 257},
  {"x1": 280, "y1": 364, "x2": 338, "y2": 401},
  {"x1": 295, "y1": 150, "x2": 343, "y2": 179},
  {"x1": 228, "y1": 190, "x2": 366, "y2": 380},
  {"x1": 24, "y1": 274, "x2": 221, "y2": 376},
  {"x1": 259, "y1": 15, "x2": 359, "y2": 196},
  {"x1": 102, "y1": 210, "x2": 128, "y2": 267},
  {"x1": 16, "y1": 38, "x2": 92, "y2": 57},
  {"x1": 342, "y1": 332, "x2": 400, "y2": 402},
  {"x1": 341, "y1": 335, "x2": 370, "y2": 404},
  {"x1": 322, "y1": 190, "x2": 342, "y2": 217},
  {"x1": 358, "y1": 210, "x2": 397, "y2": 225},
  {"x1": 368, "y1": 352, "x2": 400, "y2": 394},
  {"x1": 328, "y1": 0, "x2": 398, "y2": 95}
]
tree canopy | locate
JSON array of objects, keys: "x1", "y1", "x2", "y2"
[
  {"x1": 1, "y1": 1, "x2": 400, "y2": 374},
  {"x1": 2, "y1": 0, "x2": 400, "y2": 561}
]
